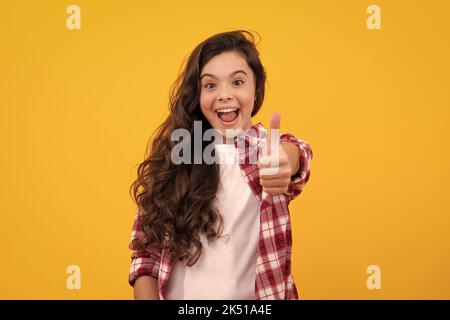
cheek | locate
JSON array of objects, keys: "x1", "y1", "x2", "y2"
[
  {"x1": 240, "y1": 92, "x2": 255, "y2": 116},
  {"x1": 199, "y1": 94, "x2": 212, "y2": 116}
]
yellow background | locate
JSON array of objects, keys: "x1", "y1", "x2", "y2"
[{"x1": 1, "y1": 0, "x2": 449, "y2": 299}]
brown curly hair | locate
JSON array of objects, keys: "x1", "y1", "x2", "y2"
[{"x1": 130, "y1": 30, "x2": 267, "y2": 266}]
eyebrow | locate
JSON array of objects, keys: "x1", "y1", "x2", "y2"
[{"x1": 200, "y1": 70, "x2": 248, "y2": 80}]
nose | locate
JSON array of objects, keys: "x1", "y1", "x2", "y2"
[
  {"x1": 217, "y1": 85, "x2": 233, "y2": 103},
  {"x1": 218, "y1": 96, "x2": 232, "y2": 102}
]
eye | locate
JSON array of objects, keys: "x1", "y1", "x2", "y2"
[
  {"x1": 204, "y1": 83, "x2": 215, "y2": 89},
  {"x1": 233, "y1": 80, "x2": 244, "y2": 86}
]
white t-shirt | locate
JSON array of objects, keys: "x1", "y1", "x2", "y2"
[{"x1": 165, "y1": 143, "x2": 260, "y2": 300}]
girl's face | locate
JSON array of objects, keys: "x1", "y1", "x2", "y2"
[{"x1": 200, "y1": 51, "x2": 256, "y2": 141}]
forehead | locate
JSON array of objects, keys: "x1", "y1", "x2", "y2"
[{"x1": 201, "y1": 51, "x2": 252, "y2": 77}]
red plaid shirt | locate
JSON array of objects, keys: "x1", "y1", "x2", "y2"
[{"x1": 128, "y1": 122, "x2": 313, "y2": 300}]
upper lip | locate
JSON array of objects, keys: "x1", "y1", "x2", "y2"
[{"x1": 214, "y1": 106, "x2": 240, "y2": 112}]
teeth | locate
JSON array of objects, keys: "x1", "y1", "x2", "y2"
[{"x1": 216, "y1": 108, "x2": 238, "y2": 113}]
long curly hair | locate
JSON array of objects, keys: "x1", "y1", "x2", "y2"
[{"x1": 130, "y1": 30, "x2": 267, "y2": 266}]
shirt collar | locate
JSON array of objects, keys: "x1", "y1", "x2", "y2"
[{"x1": 233, "y1": 122, "x2": 267, "y2": 150}]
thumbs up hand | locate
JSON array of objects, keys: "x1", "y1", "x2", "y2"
[{"x1": 257, "y1": 112, "x2": 300, "y2": 196}]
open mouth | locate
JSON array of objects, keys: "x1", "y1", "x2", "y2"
[{"x1": 215, "y1": 107, "x2": 240, "y2": 126}]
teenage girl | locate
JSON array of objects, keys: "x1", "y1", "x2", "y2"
[{"x1": 128, "y1": 30, "x2": 312, "y2": 300}]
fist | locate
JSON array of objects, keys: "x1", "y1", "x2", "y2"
[
  {"x1": 258, "y1": 145, "x2": 293, "y2": 196},
  {"x1": 257, "y1": 112, "x2": 298, "y2": 197}
]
